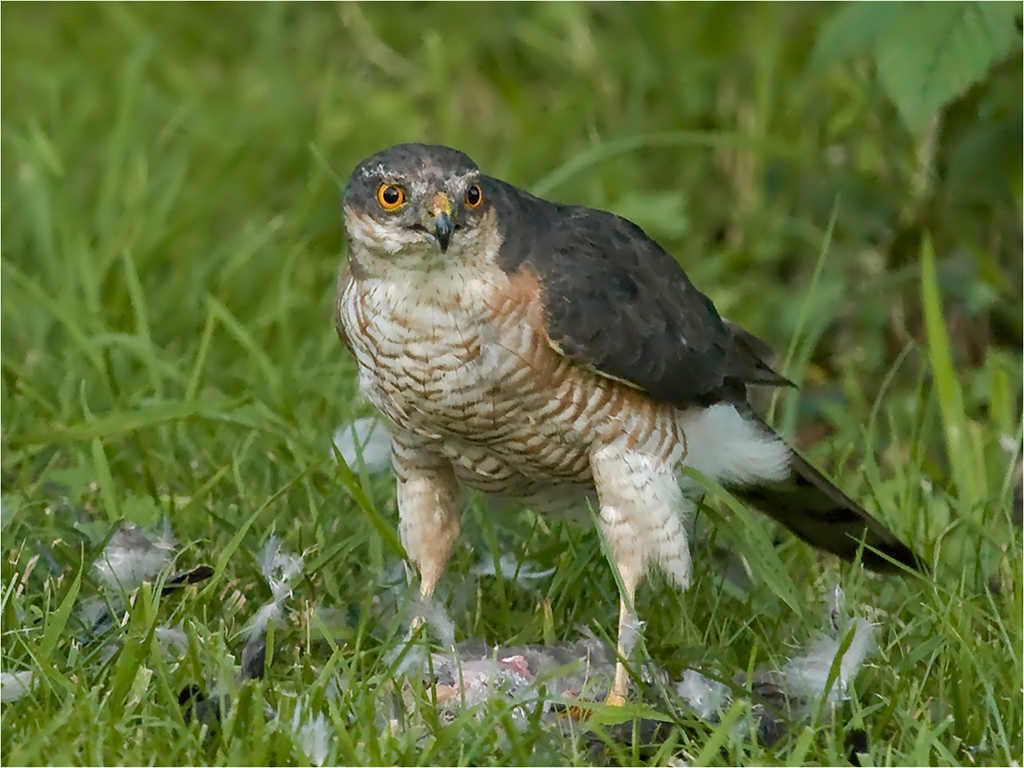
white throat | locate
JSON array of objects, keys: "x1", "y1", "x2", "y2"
[{"x1": 345, "y1": 208, "x2": 505, "y2": 299}]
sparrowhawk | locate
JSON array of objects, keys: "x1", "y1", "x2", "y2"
[{"x1": 335, "y1": 143, "x2": 918, "y2": 705}]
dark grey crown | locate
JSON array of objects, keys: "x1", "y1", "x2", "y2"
[{"x1": 344, "y1": 143, "x2": 479, "y2": 204}]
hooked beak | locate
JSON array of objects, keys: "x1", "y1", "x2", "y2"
[{"x1": 428, "y1": 192, "x2": 454, "y2": 252}]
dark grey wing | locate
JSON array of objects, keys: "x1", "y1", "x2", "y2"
[{"x1": 491, "y1": 179, "x2": 789, "y2": 408}]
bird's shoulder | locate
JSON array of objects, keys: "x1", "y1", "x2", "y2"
[{"x1": 485, "y1": 176, "x2": 791, "y2": 407}]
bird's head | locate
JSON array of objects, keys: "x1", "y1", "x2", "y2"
[{"x1": 342, "y1": 144, "x2": 497, "y2": 275}]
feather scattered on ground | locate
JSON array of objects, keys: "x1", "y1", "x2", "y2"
[
  {"x1": 472, "y1": 552, "x2": 556, "y2": 584},
  {"x1": 241, "y1": 537, "x2": 306, "y2": 678},
  {"x1": 93, "y1": 522, "x2": 174, "y2": 593},
  {"x1": 243, "y1": 536, "x2": 305, "y2": 641},
  {"x1": 0, "y1": 670, "x2": 37, "y2": 703},
  {"x1": 331, "y1": 417, "x2": 393, "y2": 474},
  {"x1": 781, "y1": 616, "x2": 876, "y2": 707},
  {"x1": 675, "y1": 670, "x2": 730, "y2": 721},
  {"x1": 289, "y1": 702, "x2": 332, "y2": 766},
  {"x1": 8, "y1": 508, "x2": 886, "y2": 763}
]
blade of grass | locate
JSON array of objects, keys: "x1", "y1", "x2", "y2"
[
  {"x1": 681, "y1": 468, "x2": 804, "y2": 617},
  {"x1": 206, "y1": 295, "x2": 282, "y2": 395},
  {"x1": 0, "y1": 261, "x2": 110, "y2": 387},
  {"x1": 768, "y1": 197, "x2": 839, "y2": 431},
  {"x1": 209, "y1": 461, "x2": 324, "y2": 583},
  {"x1": 331, "y1": 446, "x2": 406, "y2": 561},
  {"x1": 920, "y1": 235, "x2": 980, "y2": 508},
  {"x1": 12, "y1": 399, "x2": 240, "y2": 446},
  {"x1": 186, "y1": 302, "x2": 219, "y2": 401},
  {"x1": 119, "y1": 249, "x2": 164, "y2": 399},
  {"x1": 39, "y1": 567, "x2": 83, "y2": 663},
  {"x1": 691, "y1": 700, "x2": 748, "y2": 766},
  {"x1": 90, "y1": 437, "x2": 121, "y2": 522},
  {"x1": 531, "y1": 130, "x2": 801, "y2": 197}
]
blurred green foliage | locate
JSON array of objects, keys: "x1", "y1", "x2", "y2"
[{"x1": 3, "y1": 3, "x2": 1019, "y2": 408}]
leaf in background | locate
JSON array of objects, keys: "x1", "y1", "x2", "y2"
[
  {"x1": 944, "y1": 116, "x2": 1024, "y2": 205},
  {"x1": 874, "y1": 2, "x2": 1021, "y2": 136},
  {"x1": 808, "y1": 1, "x2": 895, "y2": 74}
]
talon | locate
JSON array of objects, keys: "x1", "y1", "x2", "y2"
[{"x1": 605, "y1": 691, "x2": 627, "y2": 707}]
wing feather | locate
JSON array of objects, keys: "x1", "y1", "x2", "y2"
[{"x1": 491, "y1": 177, "x2": 790, "y2": 408}]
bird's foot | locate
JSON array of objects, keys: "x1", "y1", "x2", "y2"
[
  {"x1": 606, "y1": 656, "x2": 630, "y2": 706},
  {"x1": 605, "y1": 691, "x2": 627, "y2": 707}
]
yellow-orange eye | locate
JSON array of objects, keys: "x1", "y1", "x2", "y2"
[
  {"x1": 377, "y1": 184, "x2": 405, "y2": 210},
  {"x1": 465, "y1": 184, "x2": 482, "y2": 208}
]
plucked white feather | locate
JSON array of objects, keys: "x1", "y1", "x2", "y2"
[{"x1": 677, "y1": 403, "x2": 791, "y2": 488}]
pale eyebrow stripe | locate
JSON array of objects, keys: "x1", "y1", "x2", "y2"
[
  {"x1": 448, "y1": 170, "x2": 481, "y2": 186},
  {"x1": 360, "y1": 163, "x2": 387, "y2": 179}
]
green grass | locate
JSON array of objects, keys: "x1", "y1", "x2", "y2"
[{"x1": 1, "y1": 4, "x2": 1021, "y2": 765}]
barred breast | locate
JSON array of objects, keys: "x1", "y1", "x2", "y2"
[{"x1": 337, "y1": 264, "x2": 685, "y2": 510}]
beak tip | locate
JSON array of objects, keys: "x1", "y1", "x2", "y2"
[{"x1": 431, "y1": 212, "x2": 454, "y2": 253}]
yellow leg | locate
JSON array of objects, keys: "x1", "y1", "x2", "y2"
[
  {"x1": 606, "y1": 596, "x2": 633, "y2": 706},
  {"x1": 410, "y1": 569, "x2": 442, "y2": 631},
  {"x1": 606, "y1": 563, "x2": 640, "y2": 706},
  {"x1": 590, "y1": 447, "x2": 689, "y2": 708}
]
